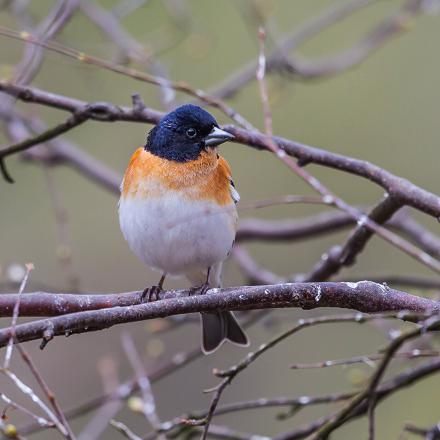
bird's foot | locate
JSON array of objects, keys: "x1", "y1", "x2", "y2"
[
  {"x1": 188, "y1": 282, "x2": 211, "y2": 296},
  {"x1": 141, "y1": 285, "x2": 162, "y2": 302}
]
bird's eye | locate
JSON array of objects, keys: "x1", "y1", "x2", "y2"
[{"x1": 186, "y1": 128, "x2": 197, "y2": 139}]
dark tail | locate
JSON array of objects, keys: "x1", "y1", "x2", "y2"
[{"x1": 200, "y1": 311, "x2": 249, "y2": 354}]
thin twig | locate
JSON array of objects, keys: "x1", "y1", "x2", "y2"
[
  {"x1": 1, "y1": 393, "x2": 53, "y2": 429},
  {"x1": 15, "y1": 344, "x2": 76, "y2": 440},
  {"x1": 2, "y1": 80, "x2": 440, "y2": 222},
  {"x1": 20, "y1": 312, "x2": 265, "y2": 436},
  {"x1": 110, "y1": 420, "x2": 143, "y2": 440},
  {"x1": 254, "y1": 26, "x2": 440, "y2": 276},
  {"x1": 185, "y1": 312, "x2": 434, "y2": 436},
  {"x1": 404, "y1": 422, "x2": 440, "y2": 439},
  {"x1": 289, "y1": 349, "x2": 440, "y2": 370},
  {"x1": 0, "y1": 25, "x2": 254, "y2": 130},
  {"x1": 0, "y1": 369, "x2": 68, "y2": 437},
  {"x1": 122, "y1": 332, "x2": 164, "y2": 436},
  {"x1": 312, "y1": 315, "x2": 440, "y2": 438},
  {"x1": 3, "y1": 263, "x2": 33, "y2": 369}
]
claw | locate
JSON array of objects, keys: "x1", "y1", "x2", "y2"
[
  {"x1": 188, "y1": 283, "x2": 211, "y2": 296},
  {"x1": 141, "y1": 285, "x2": 162, "y2": 302},
  {"x1": 141, "y1": 274, "x2": 166, "y2": 303},
  {"x1": 199, "y1": 283, "x2": 210, "y2": 295}
]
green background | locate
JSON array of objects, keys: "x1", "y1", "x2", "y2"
[{"x1": 1, "y1": 1, "x2": 439, "y2": 438}]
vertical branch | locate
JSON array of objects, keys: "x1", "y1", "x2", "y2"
[
  {"x1": 256, "y1": 28, "x2": 273, "y2": 137},
  {"x1": 253, "y1": 27, "x2": 440, "y2": 275},
  {"x1": 15, "y1": 344, "x2": 76, "y2": 440},
  {"x1": 3, "y1": 263, "x2": 33, "y2": 369},
  {"x1": 121, "y1": 332, "x2": 164, "y2": 438}
]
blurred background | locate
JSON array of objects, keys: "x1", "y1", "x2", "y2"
[{"x1": 1, "y1": 0, "x2": 440, "y2": 438}]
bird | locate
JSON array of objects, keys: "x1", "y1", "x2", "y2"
[{"x1": 118, "y1": 104, "x2": 249, "y2": 354}]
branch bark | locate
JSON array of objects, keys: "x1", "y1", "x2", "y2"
[
  {"x1": 1, "y1": 80, "x2": 440, "y2": 219},
  {"x1": 0, "y1": 282, "x2": 439, "y2": 348}
]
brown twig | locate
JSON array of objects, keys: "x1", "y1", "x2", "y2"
[
  {"x1": 0, "y1": 25, "x2": 254, "y2": 130},
  {"x1": 273, "y1": 357, "x2": 440, "y2": 439},
  {"x1": 15, "y1": 343, "x2": 76, "y2": 439},
  {"x1": 0, "y1": 3, "x2": 439, "y2": 438},
  {"x1": 211, "y1": 0, "x2": 422, "y2": 98},
  {"x1": 312, "y1": 315, "x2": 440, "y2": 439},
  {"x1": 184, "y1": 312, "x2": 437, "y2": 438},
  {"x1": 289, "y1": 349, "x2": 440, "y2": 370},
  {"x1": 254, "y1": 27, "x2": 440, "y2": 276},
  {"x1": 404, "y1": 422, "x2": 440, "y2": 439},
  {"x1": 19, "y1": 312, "x2": 266, "y2": 436},
  {"x1": 300, "y1": 196, "x2": 402, "y2": 282},
  {"x1": 237, "y1": 208, "x2": 440, "y2": 260},
  {"x1": 141, "y1": 391, "x2": 355, "y2": 440},
  {"x1": 110, "y1": 419, "x2": 143, "y2": 440},
  {"x1": 2, "y1": 79, "x2": 440, "y2": 225}
]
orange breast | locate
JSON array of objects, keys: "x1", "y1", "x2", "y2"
[{"x1": 121, "y1": 148, "x2": 234, "y2": 206}]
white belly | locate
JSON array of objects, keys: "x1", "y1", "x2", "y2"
[{"x1": 119, "y1": 193, "x2": 237, "y2": 275}]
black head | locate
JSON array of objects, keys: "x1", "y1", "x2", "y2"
[{"x1": 145, "y1": 104, "x2": 234, "y2": 162}]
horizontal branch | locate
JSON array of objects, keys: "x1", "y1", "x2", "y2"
[
  {"x1": 0, "y1": 81, "x2": 164, "y2": 124},
  {"x1": 237, "y1": 208, "x2": 440, "y2": 259},
  {"x1": 0, "y1": 110, "x2": 88, "y2": 159},
  {"x1": 2, "y1": 80, "x2": 440, "y2": 219},
  {"x1": 227, "y1": 126, "x2": 440, "y2": 218},
  {"x1": 0, "y1": 282, "x2": 439, "y2": 348}
]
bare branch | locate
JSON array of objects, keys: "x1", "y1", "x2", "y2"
[
  {"x1": 274, "y1": 357, "x2": 440, "y2": 440},
  {"x1": 289, "y1": 349, "x2": 440, "y2": 370},
  {"x1": 3, "y1": 263, "x2": 33, "y2": 369},
  {"x1": 313, "y1": 315, "x2": 440, "y2": 438},
  {"x1": 0, "y1": 282, "x2": 436, "y2": 317},
  {"x1": 121, "y1": 333, "x2": 164, "y2": 435},
  {"x1": 3, "y1": 79, "x2": 440, "y2": 231},
  {"x1": 15, "y1": 344, "x2": 76, "y2": 440},
  {"x1": 404, "y1": 422, "x2": 440, "y2": 439},
  {"x1": 110, "y1": 420, "x2": 143, "y2": 440},
  {"x1": 237, "y1": 208, "x2": 440, "y2": 260},
  {"x1": 20, "y1": 313, "x2": 266, "y2": 436},
  {"x1": 211, "y1": 0, "x2": 425, "y2": 98},
  {"x1": 0, "y1": 26, "x2": 254, "y2": 129}
]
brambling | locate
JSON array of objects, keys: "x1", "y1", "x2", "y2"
[{"x1": 119, "y1": 104, "x2": 249, "y2": 354}]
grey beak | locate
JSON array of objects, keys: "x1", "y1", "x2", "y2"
[{"x1": 204, "y1": 126, "x2": 234, "y2": 147}]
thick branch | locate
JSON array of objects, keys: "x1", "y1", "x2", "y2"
[
  {"x1": 0, "y1": 282, "x2": 439, "y2": 348},
  {"x1": 300, "y1": 196, "x2": 402, "y2": 281},
  {"x1": 227, "y1": 126, "x2": 440, "y2": 218},
  {"x1": 2, "y1": 80, "x2": 440, "y2": 218}
]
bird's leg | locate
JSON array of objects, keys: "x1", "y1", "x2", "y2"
[
  {"x1": 189, "y1": 267, "x2": 211, "y2": 296},
  {"x1": 199, "y1": 267, "x2": 211, "y2": 295},
  {"x1": 141, "y1": 273, "x2": 166, "y2": 302}
]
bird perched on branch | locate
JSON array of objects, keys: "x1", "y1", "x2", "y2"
[{"x1": 119, "y1": 104, "x2": 248, "y2": 353}]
